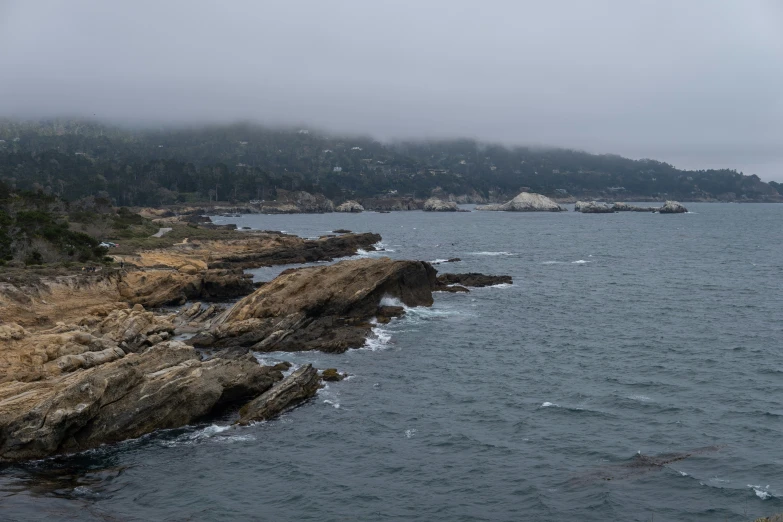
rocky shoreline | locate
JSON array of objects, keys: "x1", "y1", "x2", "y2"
[{"x1": 0, "y1": 229, "x2": 511, "y2": 462}]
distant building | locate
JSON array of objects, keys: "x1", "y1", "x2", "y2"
[
  {"x1": 333, "y1": 166, "x2": 342, "y2": 172},
  {"x1": 323, "y1": 149, "x2": 332, "y2": 153},
  {"x1": 552, "y1": 169, "x2": 560, "y2": 174},
  {"x1": 298, "y1": 129, "x2": 309, "y2": 134},
  {"x1": 351, "y1": 146, "x2": 362, "y2": 151},
  {"x1": 239, "y1": 141, "x2": 248, "y2": 145}
]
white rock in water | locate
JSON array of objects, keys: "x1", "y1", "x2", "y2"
[
  {"x1": 423, "y1": 197, "x2": 459, "y2": 212},
  {"x1": 658, "y1": 200, "x2": 688, "y2": 214},
  {"x1": 574, "y1": 201, "x2": 614, "y2": 213},
  {"x1": 335, "y1": 200, "x2": 364, "y2": 213},
  {"x1": 476, "y1": 192, "x2": 565, "y2": 212}
]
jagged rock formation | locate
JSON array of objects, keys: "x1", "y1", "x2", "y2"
[
  {"x1": 423, "y1": 198, "x2": 460, "y2": 212},
  {"x1": 476, "y1": 192, "x2": 566, "y2": 212},
  {"x1": 575, "y1": 201, "x2": 614, "y2": 213},
  {"x1": 190, "y1": 258, "x2": 437, "y2": 353},
  {"x1": 659, "y1": 200, "x2": 688, "y2": 213},
  {"x1": 437, "y1": 273, "x2": 513, "y2": 288},
  {"x1": 237, "y1": 364, "x2": 320, "y2": 424},
  {"x1": 335, "y1": 200, "x2": 364, "y2": 213},
  {"x1": 0, "y1": 340, "x2": 284, "y2": 461}
]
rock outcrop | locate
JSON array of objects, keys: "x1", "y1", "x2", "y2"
[
  {"x1": 237, "y1": 364, "x2": 320, "y2": 425},
  {"x1": 335, "y1": 200, "x2": 364, "y2": 213},
  {"x1": 254, "y1": 190, "x2": 334, "y2": 214},
  {"x1": 658, "y1": 200, "x2": 688, "y2": 213},
  {"x1": 359, "y1": 197, "x2": 423, "y2": 211},
  {"x1": 190, "y1": 258, "x2": 437, "y2": 353},
  {"x1": 575, "y1": 201, "x2": 614, "y2": 213},
  {"x1": 611, "y1": 202, "x2": 658, "y2": 212},
  {"x1": 0, "y1": 341, "x2": 285, "y2": 461},
  {"x1": 423, "y1": 198, "x2": 460, "y2": 212},
  {"x1": 476, "y1": 192, "x2": 565, "y2": 212},
  {"x1": 437, "y1": 273, "x2": 513, "y2": 288}
]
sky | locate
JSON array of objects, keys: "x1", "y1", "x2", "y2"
[{"x1": 1, "y1": 0, "x2": 782, "y2": 180}]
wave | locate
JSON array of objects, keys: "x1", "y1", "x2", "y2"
[
  {"x1": 540, "y1": 402, "x2": 557, "y2": 408},
  {"x1": 373, "y1": 241, "x2": 395, "y2": 252},
  {"x1": 361, "y1": 320, "x2": 393, "y2": 351},
  {"x1": 748, "y1": 484, "x2": 775, "y2": 500},
  {"x1": 469, "y1": 251, "x2": 515, "y2": 256},
  {"x1": 572, "y1": 259, "x2": 590, "y2": 264},
  {"x1": 404, "y1": 428, "x2": 417, "y2": 438}
]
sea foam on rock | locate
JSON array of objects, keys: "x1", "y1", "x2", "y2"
[{"x1": 476, "y1": 192, "x2": 565, "y2": 212}]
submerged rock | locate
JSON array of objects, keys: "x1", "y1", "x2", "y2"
[
  {"x1": 575, "y1": 201, "x2": 614, "y2": 213},
  {"x1": 476, "y1": 192, "x2": 565, "y2": 212},
  {"x1": 423, "y1": 198, "x2": 459, "y2": 212},
  {"x1": 321, "y1": 368, "x2": 345, "y2": 382},
  {"x1": 237, "y1": 364, "x2": 320, "y2": 424}
]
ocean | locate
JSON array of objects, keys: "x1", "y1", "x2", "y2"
[{"x1": 2, "y1": 203, "x2": 782, "y2": 521}]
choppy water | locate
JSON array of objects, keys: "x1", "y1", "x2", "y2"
[{"x1": 3, "y1": 204, "x2": 783, "y2": 521}]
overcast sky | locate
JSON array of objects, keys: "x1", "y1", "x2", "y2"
[{"x1": 1, "y1": 0, "x2": 781, "y2": 180}]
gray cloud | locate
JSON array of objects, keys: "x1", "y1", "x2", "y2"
[{"x1": 1, "y1": 0, "x2": 782, "y2": 179}]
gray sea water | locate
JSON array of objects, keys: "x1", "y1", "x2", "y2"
[{"x1": 2, "y1": 204, "x2": 782, "y2": 521}]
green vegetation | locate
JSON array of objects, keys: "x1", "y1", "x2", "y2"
[
  {"x1": 0, "y1": 119, "x2": 780, "y2": 204},
  {"x1": 0, "y1": 179, "x2": 159, "y2": 267}
]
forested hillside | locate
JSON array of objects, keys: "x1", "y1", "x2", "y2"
[{"x1": 0, "y1": 120, "x2": 779, "y2": 205}]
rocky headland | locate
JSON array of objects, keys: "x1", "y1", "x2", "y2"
[{"x1": 0, "y1": 228, "x2": 510, "y2": 462}]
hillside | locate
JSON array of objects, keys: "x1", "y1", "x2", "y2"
[{"x1": 0, "y1": 120, "x2": 780, "y2": 206}]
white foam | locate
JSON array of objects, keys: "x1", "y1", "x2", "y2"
[
  {"x1": 541, "y1": 402, "x2": 557, "y2": 408},
  {"x1": 361, "y1": 319, "x2": 393, "y2": 351},
  {"x1": 380, "y1": 296, "x2": 404, "y2": 307},
  {"x1": 677, "y1": 470, "x2": 689, "y2": 477},
  {"x1": 541, "y1": 261, "x2": 565, "y2": 265},
  {"x1": 430, "y1": 259, "x2": 449, "y2": 264},
  {"x1": 470, "y1": 251, "x2": 514, "y2": 256},
  {"x1": 629, "y1": 395, "x2": 652, "y2": 402},
  {"x1": 572, "y1": 259, "x2": 590, "y2": 264},
  {"x1": 748, "y1": 484, "x2": 773, "y2": 500},
  {"x1": 193, "y1": 424, "x2": 232, "y2": 438},
  {"x1": 405, "y1": 428, "x2": 417, "y2": 438},
  {"x1": 323, "y1": 399, "x2": 341, "y2": 409},
  {"x1": 373, "y1": 241, "x2": 395, "y2": 252}
]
